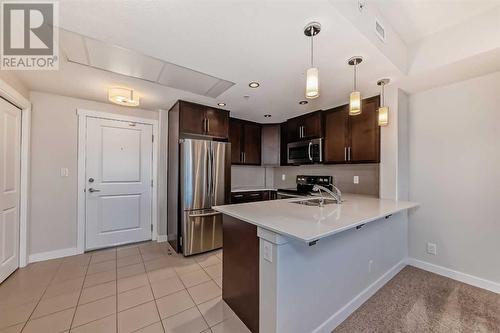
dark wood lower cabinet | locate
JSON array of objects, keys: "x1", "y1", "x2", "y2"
[{"x1": 222, "y1": 215, "x2": 259, "y2": 333}]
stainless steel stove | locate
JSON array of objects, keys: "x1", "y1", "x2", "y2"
[{"x1": 277, "y1": 175, "x2": 333, "y2": 199}]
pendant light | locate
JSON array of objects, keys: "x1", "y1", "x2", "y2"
[
  {"x1": 377, "y1": 78, "x2": 390, "y2": 126},
  {"x1": 108, "y1": 87, "x2": 140, "y2": 107},
  {"x1": 304, "y1": 22, "x2": 321, "y2": 99},
  {"x1": 348, "y1": 56, "x2": 363, "y2": 115}
]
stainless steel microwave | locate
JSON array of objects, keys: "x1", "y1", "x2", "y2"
[{"x1": 287, "y1": 138, "x2": 323, "y2": 164}]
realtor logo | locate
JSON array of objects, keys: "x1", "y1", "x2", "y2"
[{"x1": 1, "y1": 1, "x2": 59, "y2": 70}]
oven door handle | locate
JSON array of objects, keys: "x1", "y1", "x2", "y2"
[{"x1": 308, "y1": 142, "x2": 313, "y2": 161}]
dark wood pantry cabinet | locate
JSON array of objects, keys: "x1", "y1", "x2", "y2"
[
  {"x1": 178, "y1": 100, "x2": 229, "y2": 139},
  {"x1": 324, "y1": 95, "x2": 380, "y2": 163},
  {"x1": 229, "y1": 118, "x2": 261, "y2": 165}
]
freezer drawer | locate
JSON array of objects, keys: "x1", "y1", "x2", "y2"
[{"x1": 183, "y1": 209, "x2": 222, "y2": 256}]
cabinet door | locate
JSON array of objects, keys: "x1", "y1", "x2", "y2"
[
  {"x1": 349, "y1": 96, "x2": 380, "y2": 163},
  {"x1": 301, "y1": 111, "x2": 322, "y2": 139},
  {"x1": 229, "y1": 119, "x2": 243, "y2": 164},
  {"x1": 179, "y1": 102, "x2": 206, "y2": 136},
  {"x1": 261, "y1": 125, "x2": 280, "y2": 166},
  {"x1": 243, "y1": 123, "x2": 261, "y2": 165},
  {"x1": 280, "y1": 123, "x2": 289, "y2": 166},
  {"x1": 285, "y1": 117, "x2": 301, "y2": 143},
  {"x1": 324, "y1": 105, "x2": 349, "y2": 163},
  {"x1": 206, "y1": 108, "x2": 229, "y2": 139}
]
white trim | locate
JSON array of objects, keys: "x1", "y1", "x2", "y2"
[
  {"x1": 313, "y1": 260, "x2": 406, "y2": 333},
  {"x1": 407, "y1": 258, "x2": 500, "y2": 294},
  {"x1": 0, "y1": 79, "x2": 31, "y2": 268},
  {"x1": 29, "y1": 247, "x2": 80, "y2": 263},
  {"x1": 76, "y1": 108, "x2": 159, "y2": 252},
  {"x1": 157, "y1": 235, "x2": 168, "y2": 243}
]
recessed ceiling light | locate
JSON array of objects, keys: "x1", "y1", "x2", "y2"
[
  {"x1": 299, "y1": 100, "x2": 308, "y2": 105},
  {"x1": 217, "y1": 102, "x2": 226, "y2": 107},
  {"x1": 249, "y1": 82, "x2": 260, "y2": 88},
  {"x1": 264, "y1": 114, "x2": 272, "y2": 118}
]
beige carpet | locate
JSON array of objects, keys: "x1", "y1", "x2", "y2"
[{"x1": 334, "y1": 266, "x2": 500, "y2": 333}]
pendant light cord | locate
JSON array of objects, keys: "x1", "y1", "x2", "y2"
[
  {"x1": 310, "y1": 32, "x2": 314, "y2": 67},
  {"x1": 381, "y1": 83, "x2": 385, "y2": 105},
  {"x1": 353, "y1": 62, "x2": 357, "y2": 91}
]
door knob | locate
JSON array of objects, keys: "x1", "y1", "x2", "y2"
[{"x1": 88, "y1": 188, "x2": 101, "y2": 193}]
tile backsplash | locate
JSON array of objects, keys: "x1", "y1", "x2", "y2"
[
  {"x1": 231, "y1": 166, "x2": 274, "y2": 190},
  {"x1": 273, "y1": 164, "x2": 379, "y2": 196}
]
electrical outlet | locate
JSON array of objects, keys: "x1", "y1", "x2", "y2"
[
  {"x1": 353, "y1": 176, "x2": 359, "y2": 184},
  {"x1": 427, "y1": 242, "x2": 437, "y2": 255},
  {"x1": 281, "y1": 174, "x2": 286, "y2": 181},
  {"x1": 368, "y1": 259, "x2": 373, "y2": 273}
]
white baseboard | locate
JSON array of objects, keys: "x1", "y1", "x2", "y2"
[
  {"x1": 313, "y1": 260, "x2": 407, "y2": 333},
  {"x1": 29, "y1": 247, "x2": 82, "y2": 264},
  {"x1": 407, "y1": 258, "x2": 500, "y2": 294},
  {"x1": 156, "y1": 235, "x2": 168, "y2": 242}
]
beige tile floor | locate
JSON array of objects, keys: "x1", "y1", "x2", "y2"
[{"x1": 0, "y1": 242, "x2": 250, "y2": 333}]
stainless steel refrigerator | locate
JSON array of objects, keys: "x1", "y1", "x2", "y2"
[{"x1": 176, "y1": 139, "x2": 230, "y2": 256}]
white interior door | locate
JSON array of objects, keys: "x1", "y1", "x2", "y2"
[
  {"x1": 0, "y1": 99, "x2": 21, "y2": 283},
  {"x1": 85, "y1": 117, "x2": 153, "y2": 250}
]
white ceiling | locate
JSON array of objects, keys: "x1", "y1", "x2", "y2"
[
  {"x1": 371, "y1": 0, "x2": 500, "y2": 44},
  {"x1": 14, "y1": 0, "x2": 402, "y2": 122},
  {"x1": 11, "y1": 0, "x2": 497, "y2": 122}
]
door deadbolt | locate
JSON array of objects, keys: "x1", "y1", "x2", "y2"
[{"x1": 88, "y1": 177, "x2": 94, "y2": 183}]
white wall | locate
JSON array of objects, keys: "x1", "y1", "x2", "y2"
[
  {"x1": 29, "y1": 91, "x2": 158, "y2": 256},
  {"x1": 408, "y1": 71, "x2": 500, "y2": 284}
]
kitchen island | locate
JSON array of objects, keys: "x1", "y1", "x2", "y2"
[{"x1": 214, "y1": 194, "x2": 418, "y2": 333}]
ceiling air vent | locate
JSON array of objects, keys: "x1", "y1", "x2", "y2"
[{"x1": 375, "y1": 19, "x2": 386, "y2": 43}]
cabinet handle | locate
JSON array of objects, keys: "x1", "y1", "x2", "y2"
[
  {"x1": 249, "y1": 193, "x2": 261, "y2": 197},
  {"x1": 240, "y1": 152, "x2": 243, "y2": 163},
  {"x1": 243, "y1": 152, "x2": 246, "y2": 163},
  {"x1": 302, "y1": 126, "x2": 306, "y2": 138},
  {"x1": 207, "y1": 119, "x2": 210, "y2": 133},
  {"x1": 344, "y1": 147, "x2": 347, "y2": 161},
  {"x1": 348, "y1": 147, "x2": 351, "y2": 161},
  {"x1": 233, "y1": 194, "x2": 243, "y2": 198}
]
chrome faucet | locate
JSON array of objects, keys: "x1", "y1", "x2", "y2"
[{"x1": 312, "y1": 184, "x2": 342, "y2": 205}]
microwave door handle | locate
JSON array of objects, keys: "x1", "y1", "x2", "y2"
[{"x1": 308, "y1": 142, "x2": 313, "y2": 161}]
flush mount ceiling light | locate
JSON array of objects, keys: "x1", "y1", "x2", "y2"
[
  {"x1": 249, "y1": 81, "x2": 260, "y2": 88},
  {"x1": 299, "y1": 100, "x2": 308, "y2": 105},
  {"x1": 264, "y1": 114, "x2": 272, "y2": 118},
  {"x1": 377, "y1": 78, "x2": 390, "y2": 127},
  {"x1": 108, "y1": 87, "x2": 140, "y2": 107},
  {"x1": 304, "y1": 22, "x2": 321, "y2": 99},
  {"x1": 217, "y1": 102, "x2": 226, "y2": 107},
  {"x1": 348, "y1": 56, "x2": 363, "y2": 116}
]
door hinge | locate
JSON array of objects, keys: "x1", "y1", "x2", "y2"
[
  {"x1": 151, "y1": 179, "x2": 153, "y2": 187},
  {"x1": 151, "y1": 224, "x2": 153, "y2": 232},
  {"x1": 152, "y1": 135, "x2": 154, "y2": 142}
]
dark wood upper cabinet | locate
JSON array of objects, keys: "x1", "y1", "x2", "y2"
[
  {"x1": 229, "y1": 119, "x2": 243, "y2": 164},
  {"x1": 284, "y1": 111, "x2": 323, "y2": 143},
  {"x1": 178, "y1": 101, "x2": 229, "y2": 139},
  {"x1": 324, "y1": 96, "x2": 380, "y2": 164},
  {"x1": 350, "y1": 96, "x2": 380, "y2": 162},
  {"x1": 243, "y1": 122, "x2": 262, "y2": 165},
  {"x1": 324, "y1": 104, "x2": 349, "y2": 163},
  {"x1": 229, "y1": 118, "x2": 261, "y2": 165},
  {"x1": 261, "y1": 124, "x2": 281, "y2": 166}
]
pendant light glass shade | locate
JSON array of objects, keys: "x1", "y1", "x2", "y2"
[
  {"x1": 378, "y1": 106, "x2": 389, "y2": 126},
  {"x1": 306, "y1": 67, "x2": 319, "y2": 99},
  {"x1": 348, "y1": 57, "x2": 363, "y2": 116},
  {"x1": 377, "y1": 78, "x2": 390, "y2": 126},
  {"x1": 349, "y1": 91, "x2": 361, "y2": 115}
]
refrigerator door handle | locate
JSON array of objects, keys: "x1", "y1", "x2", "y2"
[{"x1": 188, "y1": 211, "x2": 221, "y2": 218}]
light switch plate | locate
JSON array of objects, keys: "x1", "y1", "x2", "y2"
[
  {"x1": 353, "y1": 176, "x2": 359, "y2": 184},
  {"x1": 263, "y1": 240, "x2": 273, "y2": 262},
  {"x1": 60, "y1": 168, "x2": 69, "y2": 177},
  {"x1": 427, "y1": 242, "x2": 437, "y2": 255}
]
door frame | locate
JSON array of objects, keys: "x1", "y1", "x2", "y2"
[
  {"x1": 77, "y1": 109, "x2": 158, "y2": 253},
  {"x1": 0, "y1": 79, "x2": 31, "y2": 268}
]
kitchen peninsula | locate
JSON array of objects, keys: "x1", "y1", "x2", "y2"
[{"x1": 214, "y1": 195, "x2": 418, "y2": 333}]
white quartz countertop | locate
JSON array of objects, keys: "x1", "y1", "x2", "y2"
[
  {"x1": 231, "y1": 187, "x2": 277, "y2": 192},
  {"x1": 214, "y1": 194, "x2": 418, "y2": 242}
]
